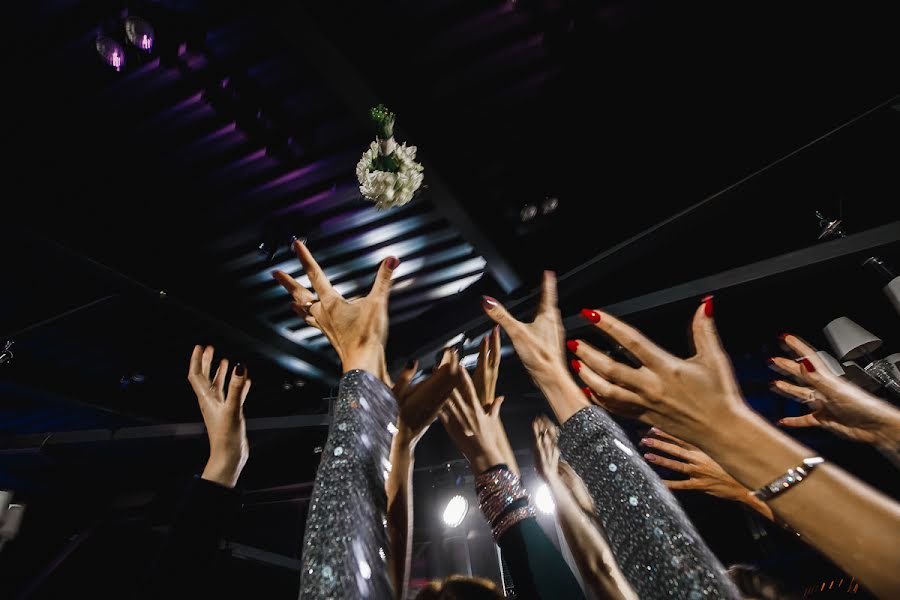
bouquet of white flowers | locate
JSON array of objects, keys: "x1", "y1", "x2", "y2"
[{"x1": 356, "y1": 104, "x2": 424, "y2": 210}]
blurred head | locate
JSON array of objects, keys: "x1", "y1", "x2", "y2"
[
  {"x1": 727, "y1": 564, "x2": 799, "y2": 600},
  {"x1": 414, "y1": 575, "x2": 503, "y2": 600}
]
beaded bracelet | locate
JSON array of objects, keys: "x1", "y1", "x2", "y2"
[
  {"x1": 475, "y1": 469, "x2": 529, "y2": 525},
  {"x1": 491, "y1": 505, "x2": 536, "y2": 540},
  {"x1": 751, "y1": 456, "x2": 824, "y2": 502}
]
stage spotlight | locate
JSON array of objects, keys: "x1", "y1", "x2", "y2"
[
  {"x1": 125, "y1": 17, "x2": 154, "y2": 51},
  {"x1": 96, "y1": 36, "x2": 126, "y2": 71},
  {"x1": 442, "y1": 495, "x2": 468, "y2": 528},
  {"x1": 534, "y1": 483, "x2": 555, "y2": 514}
]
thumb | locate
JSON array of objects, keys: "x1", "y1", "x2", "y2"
[
  {"x1": 489, "y1": 395, "x2": 506, "y2": 418},
  {"x1": 226, "y1": 364, "x2": 251, "y2": 409},
  {"x1": 369, "y1": 256, "x2": 401, "y2": 300},
  {"x1": 481, "y1": 295, "x2": 525, "y2": 338}
]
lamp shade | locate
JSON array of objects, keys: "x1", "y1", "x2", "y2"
[
  {"x1": 885, "y1": 276, "x2": 900, "y2": 316},
  {"x1": 816, "y1": 351, "x2": 844, "y2": 376},
  {"x1": 823, "y1": 317, "x2": 882, "y2": 360}
]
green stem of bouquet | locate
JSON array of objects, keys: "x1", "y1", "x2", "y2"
[{"x1": 369, "y1": 104, "x2": 401, "y2": 173}]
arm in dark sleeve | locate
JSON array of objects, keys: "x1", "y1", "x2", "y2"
[
  {"x1": 497, "y1": 517, "x2": 586, "y2": 600},
  {"x1": 477, "y1": 465, "x2": 585, "y2": 600},
  {"x1": 148, "y1": 475, "x2": 242, "y2": 598},
  {"x1": 299, "y1": 370, "x2": 398, "y2": 600},
  {"x1": 558, "y1": 406, "x2": 740, "y2": 600}
]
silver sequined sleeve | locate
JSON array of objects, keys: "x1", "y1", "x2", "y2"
[
  {"x1": 299, "y1": 370, "x2": 398, "y2": 600},
  {"x1": 558, "y1": 406, "x2": 740, "y2": 600}
]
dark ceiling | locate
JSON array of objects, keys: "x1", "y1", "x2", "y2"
[{"x1": 2, "y1": 0, "x2": 900, "y2": 597}]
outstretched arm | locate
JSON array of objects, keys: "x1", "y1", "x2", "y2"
[{"x1": 533, "y1": 416, "x2": 637, "y2": 600}]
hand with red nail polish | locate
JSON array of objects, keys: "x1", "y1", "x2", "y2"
[
  {"x1": 566, "y1": 296, "x2": 750, "y2": 444},
  {"x1": 770, "y1": 335, "x2": 900, "y2": 450},
  {"x1": 187, "y1": 345, "x2": 252, "y2": 488},
  {"x1": 273, "y1": 240, "x2": 400, "y2": 380},
  {"x1": 479, "y1": 271, "x2": 588, "y2": 422},
  {"x1": 640, "y1": 428, "x2": 773, "y2": 520}
]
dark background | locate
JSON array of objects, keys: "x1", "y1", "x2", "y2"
[{"x1": 1, "y1": 0, "x2": 899, "y2": 597}]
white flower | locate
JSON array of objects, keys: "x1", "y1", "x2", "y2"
[{"x1": 357, "y1": 139, "x2": 424, "y2": 210}]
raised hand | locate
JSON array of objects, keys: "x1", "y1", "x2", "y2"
[
  {"x1": 392, "y1": 349, "x2": 462, "y2": 448},
  {"x1": 567, "y1": 297, "x2": 749, "y2": 444},
  {"x1": 641, "y1": 428, "x2": 773, "y2": 520},
  {"x1": 481, "y1": 271, "x2": 589, "y2": 422},
  {"x1": 472, "y1": 325, "x2": 502, "y2": 408},
  {"x1": 187, "y1": 345, "x2": 252, "y2": 488},
  {"x1": 439, "y1": 367, "x2": 508, "y2": 473},
  {"x1": 770, "y1": 335, "x2": 900, "y2": 450},
  {"x1": 532, "y1": 414, "x2": 561, "y2": 481},
  {"x1": 273, "y1": 240, "x2": 399, "y2": 379}
]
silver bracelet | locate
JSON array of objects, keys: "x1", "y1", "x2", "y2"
[{"x1": 751, "y1": 456, "x2": 824, "y2": 502}]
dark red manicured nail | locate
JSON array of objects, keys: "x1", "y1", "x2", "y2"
[
  {"x1": 769, "y1": 380, "x2": 779, "y2": 387},
  {"x1": 778, "y1": 333, "x2": 790, "y2": 342},
  {"x1": 385, "y1": 256, "x2": 401, "y2": 270},
  {"x1": 567, "y1": 340, "x2": 579, "y2": 353},
  {"x1": 482, "y1": 295, "x2": 499, "y2": 310},
  {"x1": 581, "y1": 309, "x2": 601, "y2": 323},
  {"x1": 702, "y1": 295, "x2": 714, "y2": 318},
  {"x1": 581, "y1": 386, "x2": 592, "y2": 399},
  {"x1": 571, "y1": 359, "x2": 582, "y2": 373},
  {"x1": 799, "y1": 357, "x2": 816, "y2": 373},
  {"x1": 235, "y1": 363, "x2": 245, "y2": 376}
]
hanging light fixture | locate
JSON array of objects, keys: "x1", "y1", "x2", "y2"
[
  {"x1": 124, "y1": 17, "x2": 155, "y2": 52},
  {"x1": 95, "y1": 36, "x2": 126, "y2": 71}
]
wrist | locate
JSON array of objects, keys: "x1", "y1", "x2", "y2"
[
  {"x1": 342, "y1": 347, "x2": 388, "y2": 380},
  {"x1": 533, "y1": 368, "x2": 590, "y2": 423},
  {"x1": 202, "y1": 453, "x2": 244, "y2": 488},
  {"x1": 873, "y1": 407, "x2": 900, "y2": 451},
  {"x1": 470, "y1": 447, "x2": 507, "y2": 474}
]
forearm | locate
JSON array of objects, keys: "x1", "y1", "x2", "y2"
[
  {"x1": 299, "y1": 370, "x2": 398, "y2": 600},
  {"x1": 558, "y1": 406, "x2": 739, "y2": 599},
  {"x1": 873, "y1": 406, "x2": 900, "y2": 452},
  {"x1": 386, "y1": 435, "x2": 414, "y2": 600},
  {"x1": 546, "y1": 477, "x2": 636, "y2": 600},
  {"x1": 704, "y1": 411, "x2": 900, "y2": 598}
]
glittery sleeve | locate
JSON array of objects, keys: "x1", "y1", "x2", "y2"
[
  {"x1": 299, "y1": 370, "x2": 398, "y2": 600},
  {"x1": 558, "y1": 406, "x2": 740, "y2": 600}
]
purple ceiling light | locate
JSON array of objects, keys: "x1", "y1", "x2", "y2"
[
  {"x1": 125, "y1": 17, "x2": 154, "y2": 52},
  {"x1": 95, "y1": 36, "x2": 125, "y2": 71}
]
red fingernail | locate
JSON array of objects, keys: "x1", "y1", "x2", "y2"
[
  {"x1": 581, "y1": 309, "x2": 601, "y2": 323},
  {"x1": 799, "y1": 357, "x2": 816, "y2": 373},
  {"x1": 769, "y1": 380, "x2": 779, "y2": 387},
  {"x1": 644, "y1": 453, "x2": 656, "y2": 462},
  {"x1": 235, "y1": 363, "x2": 245, "y2": 376},
  {"x1": 571, "y1": 359, "x2": 581, "y2": 373},
  {"x1": 482, "y1": 295, "x2": 499, "y2": 310},
  {"x1": 580, "y1": 386, "x2": 592, "y2": 399},
  {"x1": 567, "y1": 340, "x2": 579, "y2": 353},
  {"x1": 778, "y1": 333, "x2": 790, "y2": 342},
  {"x1": 385, "y1": 256, "x2": 400, "y2": 270},
  {"x1": 766, "y1": 357, "x2": 776, "y2": 366},
  {"x1": 702, "y1": 295, "x2": 714, "y2": 318}
]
